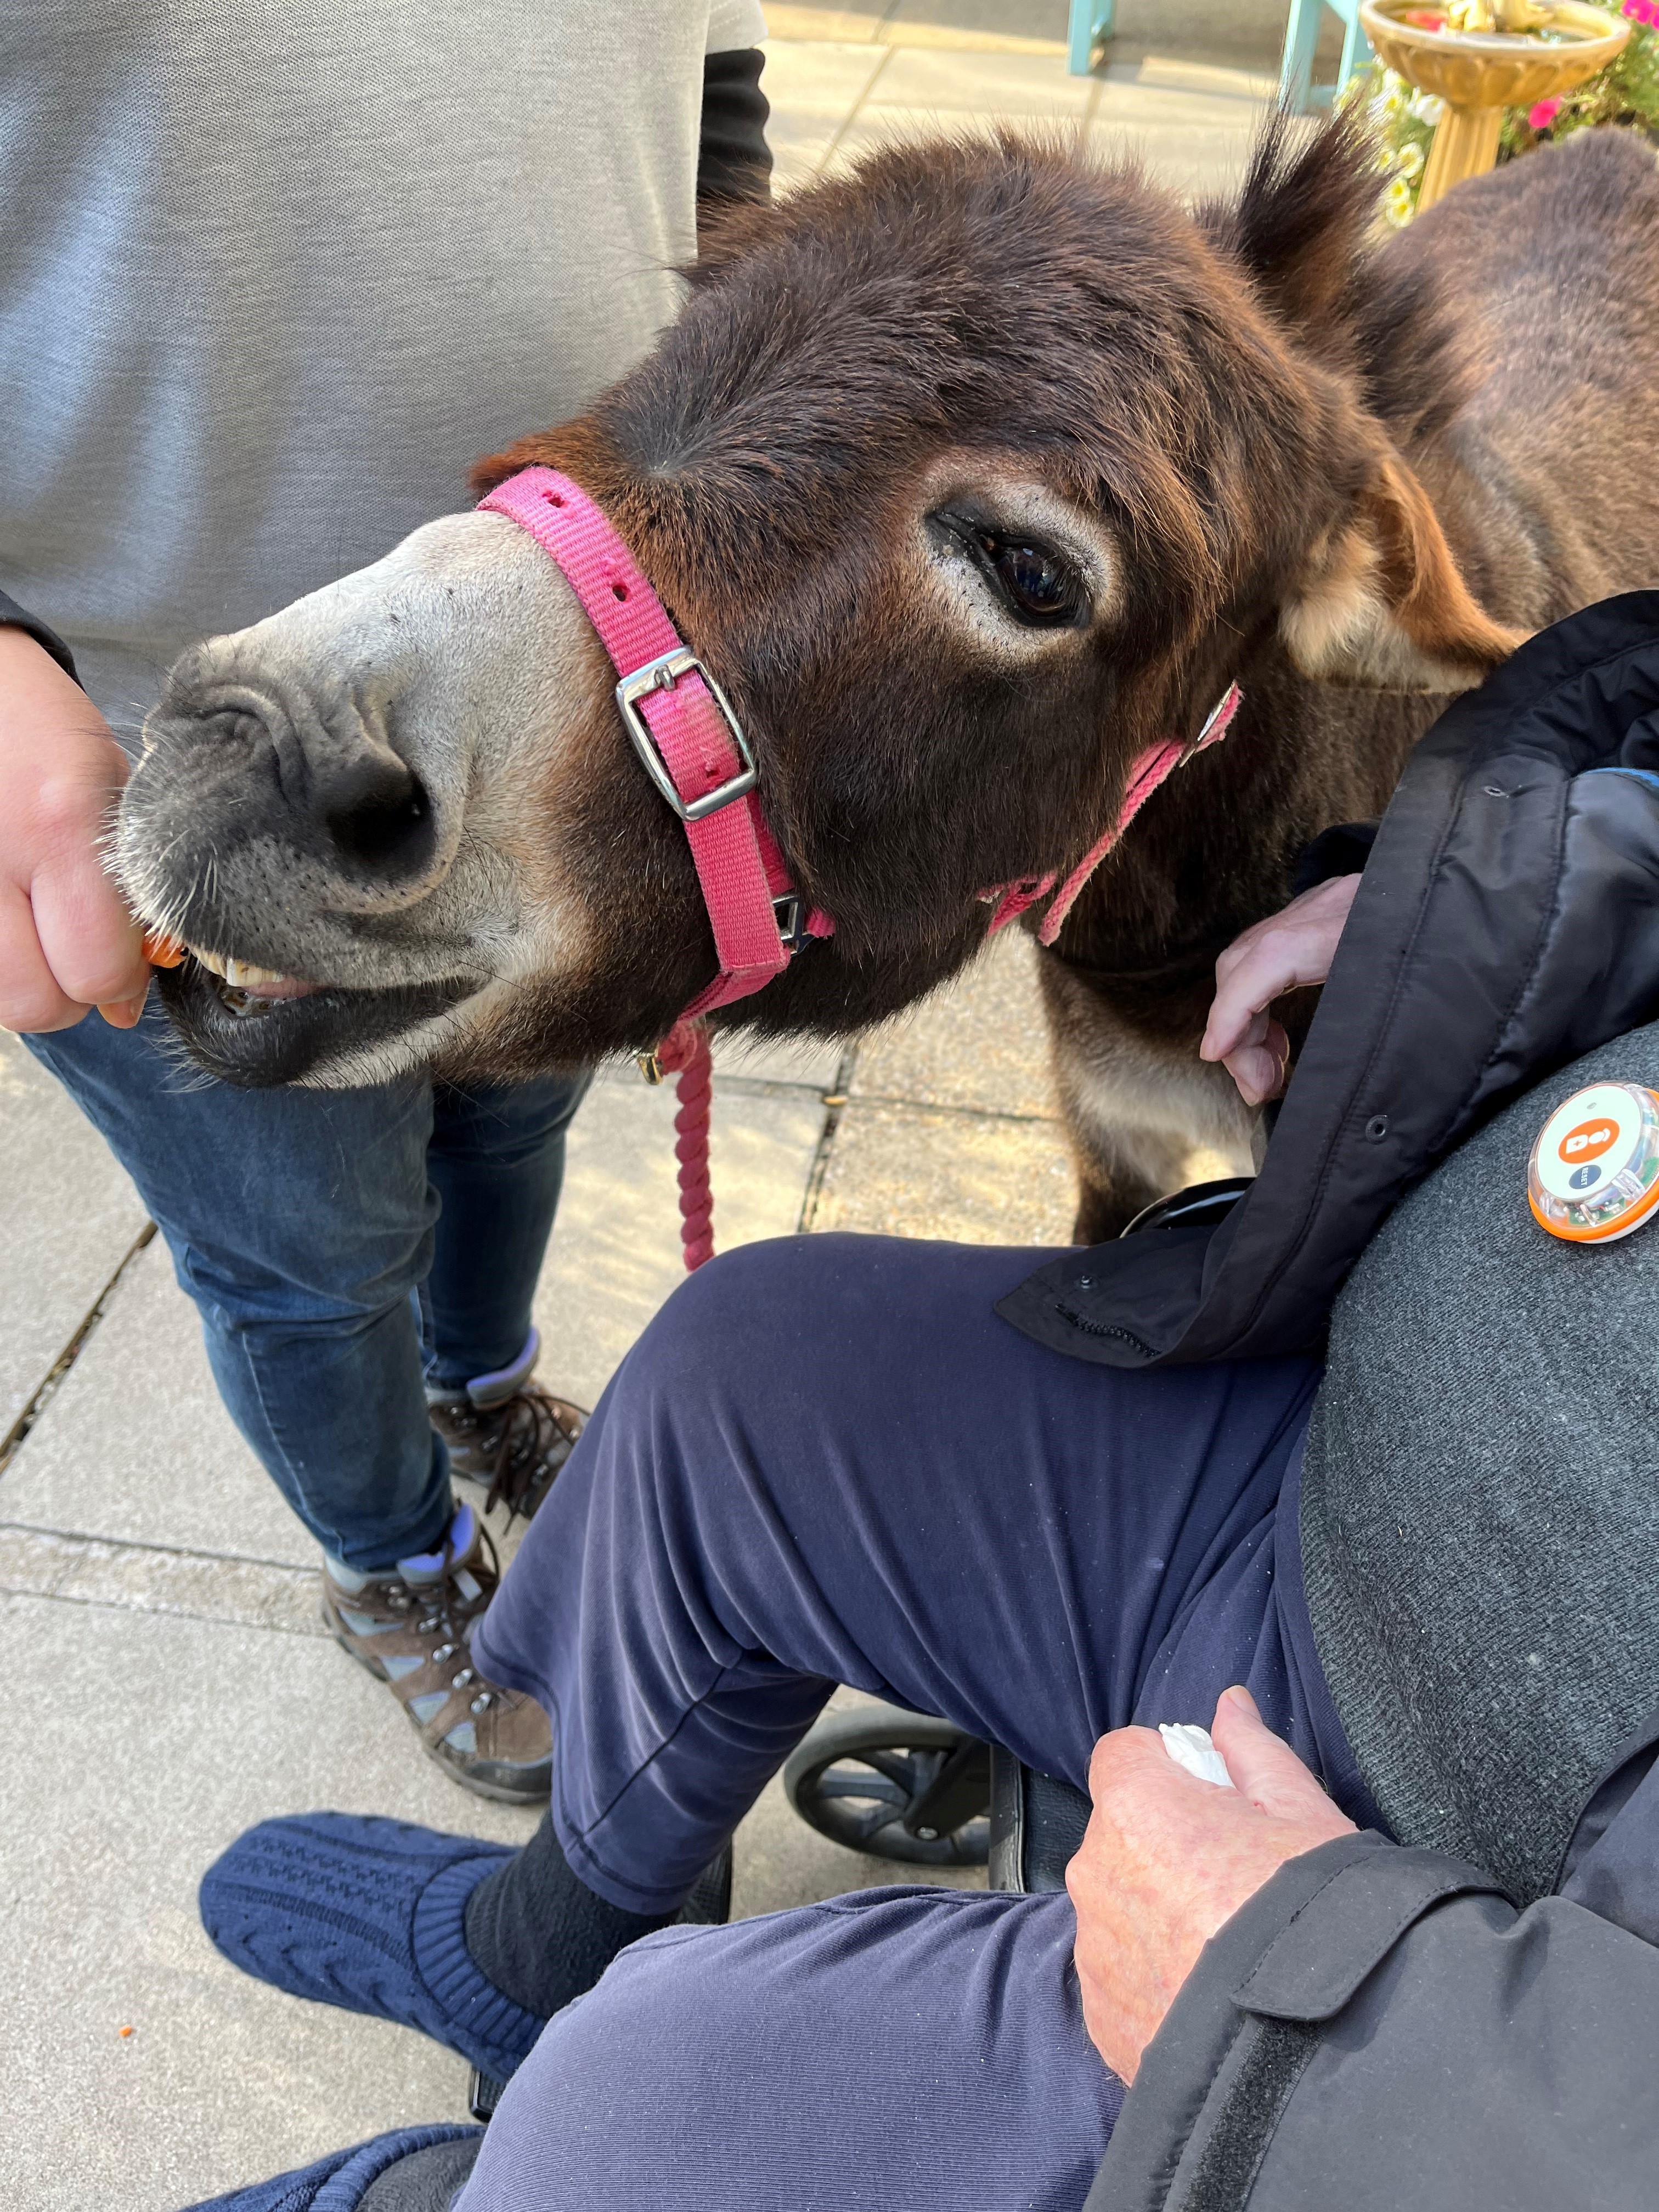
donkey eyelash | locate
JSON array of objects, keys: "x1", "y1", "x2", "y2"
[{"x1": 933, "y1": 510, "x2": 1091, "y2": 629}]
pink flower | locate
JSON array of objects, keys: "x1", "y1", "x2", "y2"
[
  {"x1": 1623, "y1": 0, "x2": 1653, "y2": 24},
  {"x1": 1529, "y1": 95, "x2": 1564, "y2": 129}
]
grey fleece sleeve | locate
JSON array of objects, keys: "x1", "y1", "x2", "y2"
[{"x1": 1087, "y1": 1831, "x2": 1659, "y2": 2212}]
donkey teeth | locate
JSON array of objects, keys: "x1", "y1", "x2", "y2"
[
  {"x1": 186, "y1": 946, "x2": 291, "y2": 988},
  {"x1": 224, "y1": 957, "x2": 291, "y2": 989}
]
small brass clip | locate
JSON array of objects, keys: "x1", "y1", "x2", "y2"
[{"x1": 636, "y1": 1049, "x2": 665, "y2": 1086}]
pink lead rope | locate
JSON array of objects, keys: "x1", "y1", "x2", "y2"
[{"x1": 480, "y1": 464, "x2": 1241, "y2": 1271}]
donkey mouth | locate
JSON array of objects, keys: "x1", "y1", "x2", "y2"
[
  {"x1": 185, "y1": 944, "x2": 323, "y2": 1006},
  {"x1": 157, "y1": 952, "x2": 479, "y2": 1087}
]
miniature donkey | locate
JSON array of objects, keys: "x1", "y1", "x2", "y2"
[{"x1": 117, "y1": 117, "x2": 1659, "y2": 1236}]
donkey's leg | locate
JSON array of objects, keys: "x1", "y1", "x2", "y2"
[
  {"x1": 1038, "y1": 955, "x2": 1256, "y2": 1243},
  {"x1": 1066, "y1": 1115, "x2": 1201, "y2": 1244}
]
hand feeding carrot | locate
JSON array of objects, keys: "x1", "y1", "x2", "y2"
[{"x1": 95, "y1": 928, "x2": 184, "y2": 1025}]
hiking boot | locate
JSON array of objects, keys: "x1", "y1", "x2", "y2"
[
  {"x1": 427, "y1": 1329, "x2": 585, "y2": 1524},
  {"x1": 322, "y1": 1503, "x2": 551, "y2": 1804}
]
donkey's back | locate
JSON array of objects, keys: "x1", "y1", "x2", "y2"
[{"x1": 1398, "y1": 129, "x2": 1659, "y2": 623}]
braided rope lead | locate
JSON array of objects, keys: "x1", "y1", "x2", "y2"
[{"x1": 657, "y1": 1018, "x2": 716, "y2": 1271}]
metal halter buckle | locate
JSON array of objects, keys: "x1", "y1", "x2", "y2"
[
  {"x1": 1181, "y1": 684, "x2": 1237, "y2": 765},
  {"x1": 772, "y1": 893, "x2": 808, "y2": 953},
  {"x1": 616, "y1": 648, "x2": 758, "y2": 822}
]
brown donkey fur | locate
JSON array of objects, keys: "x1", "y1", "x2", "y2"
[{"x1": 122, "y1": 119, "x2": 1659, "y2": 1236}]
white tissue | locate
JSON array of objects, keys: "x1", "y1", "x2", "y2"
[{"x1": 1159, "y1": 1722, "x2": 1235, "y2": 1789}]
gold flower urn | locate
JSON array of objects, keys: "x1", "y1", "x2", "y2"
[{"x1": 1358, "y1": 0, "x2": 1631, "y2": 210}]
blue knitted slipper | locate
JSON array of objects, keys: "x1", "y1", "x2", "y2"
[
  {"x1": 185, "y1": 2124, "x2": 481, "y2": 2212},
  {"x1": 198, "y1": 1813, "x2": 546, "y2": 2079}
]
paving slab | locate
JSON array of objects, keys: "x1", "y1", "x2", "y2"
[
  {"x1": 769, "y1": 121, "x2": 841, "y2": 192},
  {"x1": 0, "y1": 1028, "x2": 149, "y2": 1433},
  {"x1": 710, "y1": 1023, "x2": 844, "y2": 1091},
  {"x1": 1, "y1": 1232, "x2": 310, "y2": 1565},
  {"x1": 759, "y1": 33, "x2": 891, "y2": 114},
  {"x1": 0, "y1": 1601, "x2": 978, "y2": 2210},
  {"x1": 765, "y1": 3, "x2": 890, "y2": 42},
  {"x1": 0, "y1": 1520, "x2": 323, "y2": 1636},
  {"x1": 828, "y1": 104, "x2": 1063, "y2": 172},
  {"x1": 884, "y1": 0, "x2": 1070, "y2": 52},
  {"x1": 1090, "y1": 66, "x2": 1273, "y2": 128},
  {"x1": 4, "y1": 1071, "x2": 827, "y2": 1563},
  {"x1": 532, "y1": 1069, "x2": 827, "y2": 1410},
  {"x1": 1087, "y1": 116, "x2": 1263, "y2": 198},
  {"x1": 851, "y1": 933, "x2": 1056, "y2": 1121},
  {"x1": 813, "y1": 1098, "x2": 1076, "y2": 1244},
  {"x1": 759, "y1": 35, "x2": 893, "y2": 186},
  {"x1": 869, "y1": 43, "x2": 1095, "y2": 112}
]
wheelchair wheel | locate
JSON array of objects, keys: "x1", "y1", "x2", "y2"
[{"x1": 783, "y1": 1701, "x2": 991, "y2": 1866}]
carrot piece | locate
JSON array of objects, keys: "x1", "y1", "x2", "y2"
[{"x1": 142, "y1": 930, "x2": 186, "y2": 969}]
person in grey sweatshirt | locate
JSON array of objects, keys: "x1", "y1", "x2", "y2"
[{"x1": 0, "y1": 1, "x2": 770, "y2": 1799}]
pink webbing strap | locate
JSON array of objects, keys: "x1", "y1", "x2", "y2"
[
  {"x1": 986, "y1": 682, "x2": 1242, "y2": 945},
  {"x1": 480, "y1": 465, "x2": 834, "y2": 1273},
  {"x1": 480, "y1": 467, "x2": 832, "y2": 1023}
]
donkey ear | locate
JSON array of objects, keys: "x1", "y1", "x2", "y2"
[
  {"x1": 1200, "y1": 112, "x2": 1378, "y2": 356},
  {"x1": 1279, "y1": 447, "x2": 1526, "y2": 690}
]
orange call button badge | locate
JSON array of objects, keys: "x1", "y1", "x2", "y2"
[{"x1": 1528, "y1": 1082, "x2": 1659, "y2": 1244}]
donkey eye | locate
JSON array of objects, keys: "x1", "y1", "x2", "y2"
[{"x1": 972, "y1": 531, "x2": 1085, "y2": 625}]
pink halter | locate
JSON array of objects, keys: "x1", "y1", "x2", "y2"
[
  {"x1": 480, "y1": 467, "x2": 834, "y2": 1020},
  {"x1": 479, "y1": 464, "x2": 1241, "y2": 1270},
  {"x1": 982, "y1": 681, "x2": 1242, "y2": 942}
]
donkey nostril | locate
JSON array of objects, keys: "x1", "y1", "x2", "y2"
[{"x1": 321, "y1": 757, "x2": 433, "y2": 873}]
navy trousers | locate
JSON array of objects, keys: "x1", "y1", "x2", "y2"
[{"x1": 424, "y1": 1233, "x2": 1363, "y2": 2212}]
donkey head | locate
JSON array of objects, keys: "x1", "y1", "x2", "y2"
[{"x1": 117, "y1": 116, "x2": 1519, "y2": 1087}]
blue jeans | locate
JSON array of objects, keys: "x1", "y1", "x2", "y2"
[{"x1": 29, "y1": 998, "x2": 589, "y2": 1570}]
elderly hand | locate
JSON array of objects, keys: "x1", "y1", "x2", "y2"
[
  {"x1": 1066, "y1": 1686, "x2": 1357, "y2": 2083},
  {"x1": 0, "y1": 625, "x2": 149, "y2": 1032},
  {"x1": 1199, "y1": 874, "x2": 1361, "y2": 1106}
]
